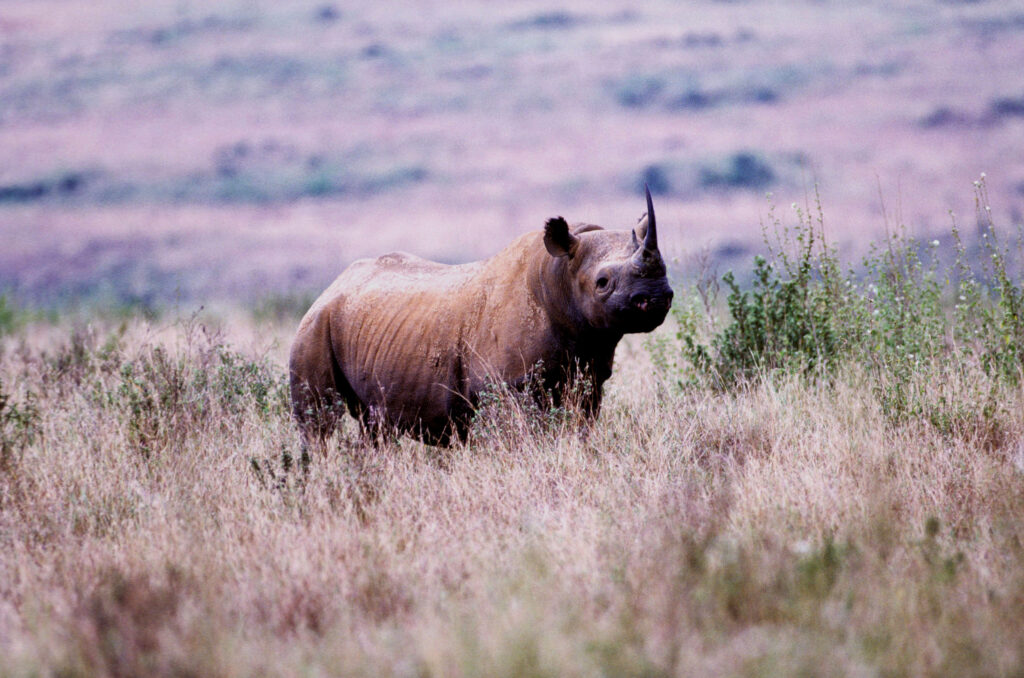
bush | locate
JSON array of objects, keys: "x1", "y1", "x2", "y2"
[
  {"x1": 0, "y1": 295, "x2": 29, "y2": 336},
  {"x1": 37, "y1": 317, "x2": 292, "y2": 458},
  {"x1": 678, "y1": 192, "x2": 852, "y2": 387},
  {"x1": 663, "y1": 178, "x2": 1024, "y2": 431},
  {"x1": 110, "y1": 328, "x2": 287, "y2": 457},
  {"x1": 0, "y1": 376, "x2": 39, "y2": 471}
]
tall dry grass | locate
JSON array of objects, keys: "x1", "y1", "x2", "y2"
[{"x1": 1, "y1": 310, "x2": 1022, "y2": 677}]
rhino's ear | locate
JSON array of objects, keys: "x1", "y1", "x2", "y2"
[{"x1": 543, "y1": 217, "x2": 580, "y2": 258}]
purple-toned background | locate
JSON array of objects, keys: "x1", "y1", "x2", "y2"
[{"x1": 2, "y1": 0, "x2": 1022, "y2": 307}]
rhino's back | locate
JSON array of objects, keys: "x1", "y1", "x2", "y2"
[
  {"x1": 297, "y1": 252, "x2": 488, "y2": 433},
  {"x1": 303, "y1": 252, "x2": 468, "y2": 314}
]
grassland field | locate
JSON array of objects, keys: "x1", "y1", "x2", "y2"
[
  {"x1": 4, "y1": 1, "x2": 1024, "y2": 676},
  {"x1": 3, "y1": 187, "x2": 1024, "y2": 675}
]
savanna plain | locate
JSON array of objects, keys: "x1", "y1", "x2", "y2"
[
  {"x1": 3, "y1": 1, "x2": 1024, "y2": 676},
  {"x1": 5, "y1": 191, "x2": 1024, "y2": 676}
]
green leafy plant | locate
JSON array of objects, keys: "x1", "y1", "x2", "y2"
[
  {"x1": 663, "y1": 178, "x2": 1024, "y2": 435},
  {"x1": 0, "y1": 377, "x2": 39, "y2": 471},
  {"x1": 680, "y1": 192, "x2": 853, "y2": 388}
]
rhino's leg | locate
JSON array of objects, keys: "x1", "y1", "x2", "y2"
[
  {"x1": 290, "y1": 381, "x2": 342, "y2": 454},
  {"x1": 354, "y1": 404, "x2": 388, "y2": 447},
  {"x1": 289, "y1": 311, "x2": 363, "y2": 454},
  {"x1": 533, "y1": 358, "x2": 606, "y2": 418},
  {"x1": 578, "y1": 352, "x2": 612, "y2": 420},
  {"x1": 416, "y1": 414, "x2": 468, "y2": 447}
]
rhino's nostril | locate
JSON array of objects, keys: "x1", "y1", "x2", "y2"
[{"x1": 631, "y1": 291, "x2": 673, "y2": 313}]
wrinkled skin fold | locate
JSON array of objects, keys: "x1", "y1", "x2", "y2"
[{"x1": 289, "y1": 188, "x2": 674, "y2": 446}]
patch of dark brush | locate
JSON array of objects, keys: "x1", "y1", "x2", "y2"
[
  {"x1": 989, "y1": 95, "x2": 1024, "y2": 119},
  {"x1": 203, "y1": 53, "x2": 309, "y2": 91},
  {"x1": 108, "y1": 14, "x2": 257, "y2": 48},
  {"x1": 854, "y1": 61, "x2": 902, "y2": 78},
  {"x1": 612, "y1": 67, "x2": 799, "y2": 112},
  {"x1": 0, "y1": 79, "x2": 85, "y2": 126},
  {"x1": 613, "y1": 75, "x2": 666, "y2": 109},
  {"x1": 613, "y1": 72, "x2": 712, "y2": 110},
  {"x1": 441, "y1": 64, "x2": 493, "y2": 82},
  {"x1": 739, "y1": 86, "x2": 779, "y2": 104},
  {"x1": 506, "y1": 11, "x2": 585, "y2": 31},
  {"x1": 714, "y1": 241, "x2": 750, "y2": 259},
  {"x1": 666, "y1": 87, "x2": 719, "y2": 111},
  {"x1": 0, "y1": 149, "x2": 427, "y2": 208},
  {"x1": 961, "y1": 13, "x2": 1024, "y2": 38},
  {"x1": 633, "y1": 152, "x2": 779, "y2": 198},
  {"x1": 313, "y1": 5, "x2": 341, "y2": 23},
  {"x1": 360, "y1": 43, "x2": 391, "y2": 59},
  {"x1": 0, "y1": 171, "x2": 93, "y2": 205},
  {"x1": 680, "y1": 32, "x2": 725, "y2": 48},
  {"x1": 699, "y1": 152, "x2": 775, "y2": 191},
  {"x1": 637, "y1": 164, "x2": 677, "y2": 197},
  {"x1": 203, "y1": 141, "x2": 428, "y2": 203},
  {"x1": 919, "y1": 106, "x2": 976, "y2": 128},
  {"x1": 922, "y1": 97, "x2": 1024, "y2": 129}
]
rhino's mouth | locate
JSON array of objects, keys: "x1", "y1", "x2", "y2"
[
  {"x1": 629, "y1": 292, "x2": 672, "y2": 314},
  {"x1": 617, "y1": 290, "x2": 673, "y2": 333}
]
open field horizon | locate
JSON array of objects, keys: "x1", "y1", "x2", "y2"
[{"x1": 2, "y1": 0, "x2": 1024, "y2": 308}]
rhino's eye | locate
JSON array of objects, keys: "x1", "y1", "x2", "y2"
[{"x1": 596, "y1": 276, "x2": 609, "y2": 290}]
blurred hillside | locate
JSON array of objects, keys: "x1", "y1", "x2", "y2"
[{"x1": 1, "y1": 0, "x2": 1023, "y2": 308}]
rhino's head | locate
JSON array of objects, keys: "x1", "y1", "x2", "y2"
[{"x1": 543, "y1": 187, "x2": 674, "y2": 334}]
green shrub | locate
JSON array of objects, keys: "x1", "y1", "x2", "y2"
[
  {"x1": 110, "y1": 329, "x2": 288, "y2": 457},
  {"x1": 0, "y1": 377, "x2": 39, "y2": 471},
  {"x1": 34, "y1": 318, "x2": 291, "y2": 458},
  {"x1": 680, "y1": 192, "x2": 853, "y2": 387},
  {"x1": 663, "y1": 178, "x2": 1024, "y2": 431},
  {"x1": 0, "y1": 294, "x2": 30, "y2": 336},
  {"x1": 251, "y1": 292, "x2": 316, "y2": 324},
  {"x1": 0, "y1": 295, "x2": 15, "y2": 335},
  {"x1": 469, "y1": 365, "x2": 593, "y2": 445}
]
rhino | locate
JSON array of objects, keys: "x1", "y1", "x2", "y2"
[{"x1": 289, "y1": 187, "x2": 673, "y2": 446}]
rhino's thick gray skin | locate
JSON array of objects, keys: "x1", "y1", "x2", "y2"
[{"x1": 289, "y1": 188, "x2": 674, "y2": 445}]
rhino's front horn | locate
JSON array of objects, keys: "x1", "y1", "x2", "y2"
[
  {"x1": 643, "y1": 184, "x2": 658, "y2": 253},
  {"x1": 633, "y1": 185, "x2": 660, "y2": 266}
]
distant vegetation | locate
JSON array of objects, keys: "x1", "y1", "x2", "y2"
[
  {"x1": 638, "y1": 150, "x2": 783, "y2": 197},
  {"x1": 0, "y1": 146, "x2": 429, "y2": 207},
  {"x1": 3, "y1": 0, "x2": 1023, "y2": 312},
  {"x1": 919, "y1": 93, "x2": 1024, "y2": 128},
  {"x1": 611, "y1": 63, "x2": 803, "y2": 111}
]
